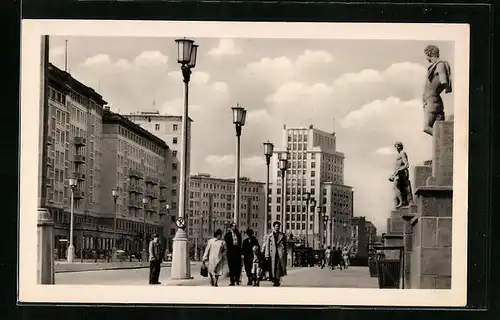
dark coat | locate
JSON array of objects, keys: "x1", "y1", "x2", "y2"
[
  {"x1": 224, "y1": 230, "x2": 242, "y2": 260},
  {"x1": 242, "y1": 235, "x2": 260, "y2": 263}
]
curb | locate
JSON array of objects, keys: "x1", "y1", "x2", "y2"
[{"x1": 55, "y1": 262, "x2": 201, "y2": 274}]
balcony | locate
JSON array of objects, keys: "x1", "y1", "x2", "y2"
[
  {"x1": 159, "y1": 182, "x2": 167, "y2": 189},
  {"x1": 128, "y1": 169, "x2": 143, "y2": 179},
  {"x1": 74, "y1": 137, "x2": 86, "y2": 146},
  {"x1": 74, "y1": 154, "x2": 86, "y2": 163},
  {"x1": 47, "y1": 158, "x2": 53, "y2": 167},
  {"x1": 144, "y1": 190, "x2": 158, "y2": 199},
  {"x1": 159, "y1": 197, "x2": 166, "y2": 203},
  {"x1": 73, "y1": 172, "x2": 86, "y2": 181},
  {"x1": 47, "y1": 136, "x2": 54, "y2": 146},
  {"x1": 145, "y1": 176, "x2": 155, "y2": 184},
  {"x1": 73, "y1": 190, "x2": 85, "y2": 199},
  {"x1": 127, "y1": 185, "x2": 141, "y2": 194},
  {"x1": 127, "y1": 200, "x2": 140, "y2": 208}
]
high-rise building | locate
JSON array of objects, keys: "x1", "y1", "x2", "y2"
[
  {"x1": 270, "y1": 124, "x2": 353, "y2": 249},
  {"x1": 350, "y1": 216, "x2": 377, "y2": 259},
  {"x1": 101, "y1": 108, "x2": 169, "y2": 253},
  {"x1": 188, "y1": 173, "x2": 265, "y2": 258},
  {"x1": 46, "y1": 63, "x2": 109, "y2": 259},
  {"x1": 322, "y1": 182, "x2": 354, "y2": 248},
  {"x1": 123, "y1": 111, "x2": 193, "y2": 251}
]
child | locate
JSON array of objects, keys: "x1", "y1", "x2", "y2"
[{"x1": 251, "y1": 245, "x2": 263, "y2": 287}]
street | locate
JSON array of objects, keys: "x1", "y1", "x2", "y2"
[{"x1": 55, "y1": 264, "x2": 378, "y2": 288}]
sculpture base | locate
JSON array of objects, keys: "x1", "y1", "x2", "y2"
[
  {"x1": 112, "y1": 247, "x2": 117, "y2": 262},
  {"x1": 67, "y1": 245, "x2": 75, "y2": 264},
  {"x1": 170, "y1": 228, "x2": 193, "y2": 280}
]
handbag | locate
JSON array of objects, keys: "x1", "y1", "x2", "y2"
[{"x1": 200, "y1": 263, "x2": 208, "y2": 277}]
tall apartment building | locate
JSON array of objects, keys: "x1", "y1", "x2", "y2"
[
  {"x1": 46, "y1": 63, "x2": 110, "y2": 258},
  {"x1": 270, "y1": 125, "x2": 353, "y2": 249},
  {"x1": 101, "y1": 108, "x2": 168, "y2": 253},
  {"x1": 188, "y1": 174, "x2": 265, "y2": 257},
  {"x1": 350, "y1": 216, "x2": 377, "y2": 259},
  {"x1": 123, "y1": 111, "x2": 193, "y2": 251},
  {"x1": 322, "y1": 182, "x2": 354, "y2": 247}
]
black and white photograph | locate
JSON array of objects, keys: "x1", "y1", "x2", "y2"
[{"x1": 20, "y1": 20, "x2": 469, "y2": 306}]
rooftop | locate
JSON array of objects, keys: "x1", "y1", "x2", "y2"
[{"x1": 123, "y1": 111, "x2": 194, "y2": 122}]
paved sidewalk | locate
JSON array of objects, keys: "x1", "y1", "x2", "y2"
[{"x1": 55, "y1": 260, "x2": 194, "y2": 273}]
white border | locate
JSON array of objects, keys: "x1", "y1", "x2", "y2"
[{"x1": 19, "y1": 20, "x2": 469, "y2": 306}]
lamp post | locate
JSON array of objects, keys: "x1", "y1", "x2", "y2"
[
  {"x1": 112, "y1": 188, "x2": 119, "y2": 261},
  {"x1": 232, "y1": 104, "x2": 247, "y2": 227},
  {"x1": 67, "y1": 178, "x2": 77, "y2": 263},
  {"x1": 310, "y1": 199, "x2": 317, "y2": 249},
  {"x1": 171, "y1": 38, "x2": 198, "y2": 280},
  {"x1": 278, "y1": 153, "x2": 289, "y2": 231},
  {"x1": 158, "y1": 205, "x2": 167, "y2": 259},
  {"x1": 322, "y1": 213, "x2": 329, "y2": 248},
  {"x1": 263, "y1": 141, "x2": 274, "y2": 235},
  {"x1": 141, "y1": 197, "x2": 148, "y2": 262},
  {"x1": 304, "y1": 192, "x2": 311, "y2": 247}
]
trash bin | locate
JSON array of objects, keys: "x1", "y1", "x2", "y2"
[{"x1": 374, "y1": 246, "x2": 404, "y2": 289}]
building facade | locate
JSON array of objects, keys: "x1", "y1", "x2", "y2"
[
  {"x1": 123, "y1": 111, "x2": 193, "y2": 250},
  {"x1": 188, "y1": 174, "x2": 265, "y2": 258},
  {"x1": 322, "y1": 182, "x2": 354, "y2": 248},
  {"x1": 270, "y1": 125, "x2": 353, "y2": 249},
  {"x1": 46, "y1": 63, "x2": 111, "y2": 259},
  {"x1": 101, "y1": 108, "x2": 168, "y2": 253},
  {"x1": 350, "y1": 216, "x2": 377, "y2": 259}
]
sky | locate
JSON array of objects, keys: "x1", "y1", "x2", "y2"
[{"x1": 48, "y1": 36, "x2": 454, "y2": 233}]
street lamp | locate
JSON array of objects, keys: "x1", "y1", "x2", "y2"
[
  {"x1": 111, "y1": 188, "x2": 119, "y2": 261},
  {"x1": 263, "y1": 141, "x2": 274, "y2": 235},
  {"x1": 303, "y1": 192, "x2": 312, "y2": 247},
  {"x1": 310, "y1": 199, "x2": 317, "y2": 248},
  {"x1": 278, "y1": 153, "x2": 289, "y2": 231},
  {"x1": 141, "y1": 197, "x2": 148, "y2": 262},
  {"x1": 232, "y1": 104, "x2": 247, "y2": 227},
  {"x1": 171, "y1": 38, "x2": 198, "y2": 280},
  {"x1": 322, "y1": 213, "x2": 329, "y2": 248},
  {"x1": 67, "y1": 178, "x2": 77, "y2": 263},
  {"x1": 158, "y1": 204, "x2": 167, "y2": 259}
]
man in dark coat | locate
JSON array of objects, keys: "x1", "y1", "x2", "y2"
[
  {"x1": 242, "y1": 229, "x2": 260, "y2": 286},
  {"x1": 148, "y1": 234, "x2": 162, "y2": 284},
  {"x1": 224, "y1": 222, "x2": 243, "y2": 286}
]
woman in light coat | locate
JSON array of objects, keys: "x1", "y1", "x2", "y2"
[
  {"x1": 202, "y1": 229, "x2": 227, "y2": 286},
  {"x1": 262, "y1": 221, "x2": 287, "y2": 286}
]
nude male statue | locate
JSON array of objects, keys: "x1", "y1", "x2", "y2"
[
  {"x1": 389, "y1": 142, "x2": 413, "y2": 209},
  {"x1": 422, "y1": 45, "x2": 453, "y2": 136}
]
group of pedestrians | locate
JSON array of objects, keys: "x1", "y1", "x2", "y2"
[
  {"x1": 323, "y1": 246, "x2": 350, "y2": 270},
  {"x1": 202, "y1": 221, "x2": 288, "y2": 287}
]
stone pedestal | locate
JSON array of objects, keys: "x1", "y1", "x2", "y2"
[
  {"x1": 404, "y1": 120, "x2": 453, "y2": 289},
  {"x1": 170, "y1": 228, "x2": 192, "y2": 280},
  {"x1": 381, "y1": 233, "x2": 403, "y2": 260},
  {"x1": 37, "y1": 208, "x2": 55, "y2": 284}
]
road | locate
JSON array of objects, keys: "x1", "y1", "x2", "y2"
[{"x1": 56, "y1": 264, "x2": 378, "y2": 288}]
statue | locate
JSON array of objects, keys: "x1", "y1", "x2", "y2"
[
  {"x1": 422, "y1": 45, "x2": 453, "y2": 136},
  {"x1": 389, "y1": 142, "x2": 413, "y2": 208}
]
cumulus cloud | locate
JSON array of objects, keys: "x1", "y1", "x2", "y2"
[
  {"x1": 208, "y1": 39, "x2": 243, "y2": 56},
  {"x1": 340, "y1": 97, "x2": 420, "y2": 128},
  {"x1": 83, "y1": 53, "x2": 112, "y2": 66},
  {"x1": 375, "y1": 147, "x2": 395, "y2": 156},
  {"x1": 133, "y1": 50, "x2": 168, "y2": 67},
  {"x1": 205, "y1": 154, "x2": 235, "y2": 165},
  {"x1": 296, "y1": 49, "x2": 334, "y2": 67}
]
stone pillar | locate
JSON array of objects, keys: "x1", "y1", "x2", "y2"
[
  {"x1": 406, "y1": 120, "x2": 453, "y2": 289},
  {"x1": 37, "y1": 208, "x2": 55, "y2": 284}
]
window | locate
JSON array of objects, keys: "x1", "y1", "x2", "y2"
[
  {"x1": 173, "y1": 124, "x2": 178, "y2": 131},
  {"x1": 172, "y1": 150, "x2": 177, "y2": 157},
  {"x1": 155, "y1": 124, "x2": 160, "y2": 131},
  {"x1": 172, "y1": 163, "x2": 177, "y2": 171},
  {"x1": 173, "y1": 137, "x2": 178, "y2": 144}
]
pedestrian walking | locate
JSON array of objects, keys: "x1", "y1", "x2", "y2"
[
  {"x1": 251, "y1": 245, "x2": 263, "y2": 286},
  {"x1": 242, "y1": 229, "x2": 260, "y2": 286},
  {"x1": 148, "y1": 234, "x2": 162, "y2": 285},
  {"x1": 332, "y1": 247, "x2": 342, "y2": 270},
  {"x1": 342, "y1": 247, "x2": 350, "y2": 269},
  {"x1": 319, "y1": 246, "x2": 326, "y2": 269},
  {"x1": 202, "y1": 229, "x2": 227, "y2": 287},
  {"x1": 224, "y1": 222, "x2": 243, "y2": 286},
  {"x1": 262, "y1": 221, "x2": 287, "y2": 287},
  {"x1": 324, "y1": 246, "x2": 332, "y2": 269}
]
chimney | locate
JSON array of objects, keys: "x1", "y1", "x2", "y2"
[{"x1": 104, "y1": 105, "x2": 110, "y2": 111}]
